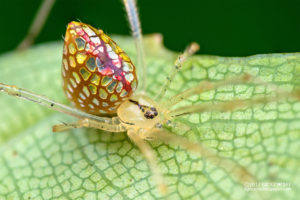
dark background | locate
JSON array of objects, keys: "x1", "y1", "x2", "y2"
[{"x1": 1, "y1": 0, "x2": 300, "y2": 56}]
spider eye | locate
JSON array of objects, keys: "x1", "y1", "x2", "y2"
[
  {"x1": 62, "y1": 21, "x2": 138, "y2": 115},
  {"x1": 144, "y1": 107, "x2": 158, "y2": 119}
]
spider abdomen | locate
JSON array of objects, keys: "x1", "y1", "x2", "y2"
[{"x1": 62, "y1": 21, "x2": 138, "y2": 114}]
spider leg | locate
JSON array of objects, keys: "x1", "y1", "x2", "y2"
[
  {"x1": 127, "y1": 129, "x2": 168, "y2": 195},
  {"x1": 52, "y1": 117, "x2": 126, "y2": 132},
  {"x1": 17, "y1": 0, "x2": 56, "y2": 50},
  {"x1": 0, "y1": 83, "x2": 113, "y2": 123},
  {"x1": 166, "y1": 73, "x2": 256, "y2": 108},
  {"x1": 145, "y1": 129, "x2": 256, "y2": 183},
  {"x1": 155, "y1": 42, "x2": 200, "y2": 101},
  {"x1": 169, "y1": 89, "x2": 300, "y2": 118},
  {"x1": 123, "y1": 0, "x2": 147, "y2": 94},
  {"x1": 165, "y1": 120, "x2": 192, "y2": 132}
]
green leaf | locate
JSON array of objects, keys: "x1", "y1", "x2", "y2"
[{"x1": 0, "y1": 35, "x2": 300, "y2": 200}]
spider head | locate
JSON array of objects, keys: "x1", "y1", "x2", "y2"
[{"x1": 117, "y1": 94, "x2": 165, "y2": 130}]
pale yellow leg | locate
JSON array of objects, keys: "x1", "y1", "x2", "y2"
[
  {"x1": 127, "y1": 129, "x2": 168, "y2": 195},
  {"x1": 53, "y1": 118, "x2": 126, "y2": 133},
  {"x1": 123, "y1": 0, "x2": 147, "y2": 93},
  {"x1": 145, "y1": 129, "x2": 256, "y2": 183},
  {"x1": 17, "y1": 0, "x2": 56, "y2": 50},
  {"x1": 155, "y1": 42, "x2": 200, "y2": 101},
  {"x1": 0, "y1": 83, "x2": 113, "y2": 123},
  {"x1": 169, "y1": 89, "x2": 300, "y2": 118},
  {"x1": 165, "y1": 73, "x2": 255, "y2": 108},
  {"x1": 164, "y1": 120, "x2": 192, "y2": 132}
]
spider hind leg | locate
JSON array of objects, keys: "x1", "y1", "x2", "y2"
[
  {"x1": 123, "y1": 0, "x2": 147, "y2": 93},
  {"x1": 17, "y1": 0, "x2": 56, "y2": 50}
]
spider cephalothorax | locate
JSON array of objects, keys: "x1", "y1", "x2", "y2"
[{"x1": 117, "y1": 95, "x2": 165, "y2": 130}]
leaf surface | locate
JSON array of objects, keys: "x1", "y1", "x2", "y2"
[{"x1": 0, "y1": 35, "x2": 299, "y2": 200}]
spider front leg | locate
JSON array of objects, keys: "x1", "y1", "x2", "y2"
[
  {"x1": 164, "y1": 73, "x2": 256, "y2": 108},
  {"x1": 127, "y1": 129, "x2": 168, "y2": 195},
  {"x1": 168, "y1": 88, "x2": 300, "y2": 117},
  {"x1": 0, "y1": 83, "x2": 125, "y2": 132},
  {"x1": 155, "y1": 42, "x2": 200, "y2": 101},
  {"x1": 52, "y1": 117, "x2": 126, "y2": 133}
]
